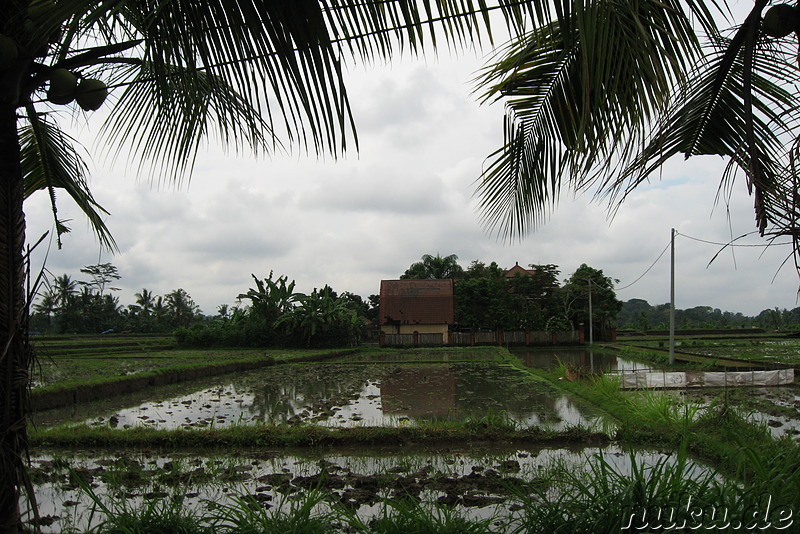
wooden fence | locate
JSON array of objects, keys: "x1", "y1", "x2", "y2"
[{"x1": 379, "y1": 330, "x2": 582, "y2": 347}]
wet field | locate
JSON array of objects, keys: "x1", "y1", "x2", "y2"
[
  {"x1": 34, "y1": 361, "x2": 607, "y2": 431},
  {"x1": 27, "y1": 345, "x2": 797, "y2": 531},
  {"x1": 26, "y1": 444, "x2": 684, "y2": 533}
]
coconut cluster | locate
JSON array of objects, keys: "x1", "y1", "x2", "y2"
[
  {"x1": 47, "y1": 69, "x2": 108, "y2": 110},
  {"x1": 763, "y1": 3, "x2": 800, "y2": 38},
  {"x1": 0, "y1": 0, "x2": 110, "y2": 111}
]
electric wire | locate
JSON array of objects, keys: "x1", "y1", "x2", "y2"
[
  {"x1": 615, "y1": 231, "x2": 791, "y2": 292},
  {"x1": 615, "y1": 240, "x2": 670, "y2": 291},
  {"x1": 676, "y1": 231, "x2": 792, "y2": 248}
]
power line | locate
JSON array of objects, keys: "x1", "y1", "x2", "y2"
[
  {"x1": 616, "y1": 240, "x2": 670, "y2": 291},
  {"x1": 676, "y1": 231, "x2": 792, "y2": 248},
  {"x1": 616, "y1": 230, "x2": 793, "y2": 291}
]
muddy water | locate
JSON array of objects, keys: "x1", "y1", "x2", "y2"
[
  {"x1": 668, "y1": 385, "x2": 800, "y2": 440},
  {"x1": 22, "y1": 445, "x2": 686, "y2": 533},
  {"x1": 510, "y1": 347, "x2": 653, "y2": 372},
  {"x1": 34, "y1": 363, "x2": 608, "y2": 431},
  {"x1": 509, "y1": 347, "x2": 800, "y2": 441}
]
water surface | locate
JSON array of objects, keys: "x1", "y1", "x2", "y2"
[{"x1": 35, "y1": 363, "x2": 608, "y2": 431}]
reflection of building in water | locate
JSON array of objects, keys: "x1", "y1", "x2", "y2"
[{"x1": 380, "y1": 367, "x2": 456, "y2": 419}]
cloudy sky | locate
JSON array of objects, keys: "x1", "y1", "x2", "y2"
[{"x1": 25, "y1": 13, "x2": 800, "y2": 317}]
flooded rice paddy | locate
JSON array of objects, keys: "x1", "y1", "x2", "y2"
[
  {"x1": 668, "y1": 385, "x2": 800, "y2": 440},
  {"x1": 34, "y1": 362, "x2": 607, "y2": 431},
  {"x1": 511, "y1": 347, "x2": 654, "y2": 372},
  {"x1": 28, "y1": 345, "x2": 798, "y2": 531},
  {"x1": 24, "y1": 445, "x2": 685, "y2": 533},
  {"x1": 510, "y1": 347, "x2": 800, "y2": 440}
]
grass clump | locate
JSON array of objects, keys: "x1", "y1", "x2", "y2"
[
  {"x1": 363, "y1": 500, "x2": 494, "y2": 534},
  {"x1": 79, "y1": 483, "x2": 217, "y2": 534},
  {"x1": 210, "y1": 492, "x2": 339, "y2": 534}
]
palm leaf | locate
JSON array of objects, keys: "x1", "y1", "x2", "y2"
[
  {"x1": 611, "y1": 20, "x2": 798, "y2": 234},
  {"x1": 19, "y1": 108, "x2": 117, "y2": 251},
  {"x1": 474, "y1": 0, "x2": 716, "y2": 240},
  {"x1": 99, "y1": 61, "x2": 277, "y2": 187}
]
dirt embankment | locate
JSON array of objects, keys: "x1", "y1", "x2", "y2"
[{"x1": 31, "y1": 350, "x2": 357, "y2": 412}]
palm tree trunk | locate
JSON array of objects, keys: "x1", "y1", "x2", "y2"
[{"x1": 0, "y1": 99, "x2": 29, "y2": 533}]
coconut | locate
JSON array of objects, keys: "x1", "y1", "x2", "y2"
[
  {"x1": 763, "y1": 4, "x2": 800, "y2": 38},
  {"x1": 47, "y1": 89, "x2": 74, "y2": 105},
  {"x1": 75, "y1": 79, "x2": 108, "y2": 111},
  {"x1": 49, "y1": 68, "x2": 77, "y2": 94},
  {"x1": 47, "y1": 69, "x2": 77, "y2": 105},
  {"x1": 0, "y1": 35, "x2": 18, "y2": 71}
]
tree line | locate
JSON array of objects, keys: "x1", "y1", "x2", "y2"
[
  {"x1": 617, "y1": 299, "x2": 800, "y2": 332},
  {"x1": 35, "y1": 258, "x2": 795, "y2": 342},
  {"x1": 178, "y1": 272, "x2": 376, "y2": 349},
  {"x1": 29, "y1": 264, "x2": 379, "y2": 346},
  {"x1": 400, "y1": 254, "x2": 622, "y2": 340},
  {"x1": 30, "y1": 263, "x2": 201, "y2": 334}
]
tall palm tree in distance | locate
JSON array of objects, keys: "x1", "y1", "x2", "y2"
[
  {"x1": 134, "y1": 288, "x2": 155, "y2": 317},
  {"x1": 51, "y1": 273, "x2": 77, "y2": 309},
  {"x1": 402, "y1": 253, "x2": 465, "y2": 279}
]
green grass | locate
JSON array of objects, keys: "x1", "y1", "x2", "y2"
[
  {"x1": 30, "y1": 417, "x2": 609, "y2": 450},
  {"x1": 362, "y1": 500, "x2": 494, "y2": 534},
  {"x1": 31, "y1": 347, "x2": 352, "y2": 392},
  {"x1": 52, "y1": 441, "x2": 800, "y2": 533},
  {"x1": 521, "y1": 359, "x2": 799, "y2": 480},
  {"x1": 614, "y1": 335, "x2": 800, "y2": 365}
]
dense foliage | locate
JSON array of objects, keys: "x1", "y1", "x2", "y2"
[
  {"x1": 176, "y1": 273, "x2": 374, "y2": 349},
  {"x1": 31, "y1": 259, "x2": 800, "y2": 342},
  {"x1": 29, "y1": 264, "x2": 201, "y2": 334},
  {"x1": 400, "y1": 255, "x2": 623, "y2": 339},
  {"x1": 617, "y1": 298, "x2": 800, "y2": 331},
  {"x1": 454, "y1": 262, "x2": 621, "y2": 339}
]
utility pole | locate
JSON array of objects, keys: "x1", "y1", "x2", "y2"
[
  {"x1": 588, "y1": 277, "x2": 593, "y2": 345},
  {"x1": 669, "y1": 228, "x2": 676, "y2": 365}
]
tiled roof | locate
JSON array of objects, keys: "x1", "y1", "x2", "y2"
[
  {"x1": 504, "y1": 263, "x2": 536, "y2": 277},
  {"x1": 379, "y1": 279, "x2": 454, "y2": 325}
]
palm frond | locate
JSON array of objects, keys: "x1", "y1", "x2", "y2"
[
  {"x1": 40, "y1": 0, "x2": 538, "y2": 188},
  {"x1": 611, "y1": 24, "x2": 799, "y2": 233},
  {"x1": 475, "y1": 0, "x2": 713, "y2": 239},
  {"x1": 19, "y1": 108, "x2": 117, "y2": 251},
  {"x1": 98, "y1": 61, "x2": 277, "y2": 187}
]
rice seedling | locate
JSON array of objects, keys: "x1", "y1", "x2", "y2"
[
  {"x1": 76, "y1": 474, "x2": 218, "y2": 534},
  {"x1": 503, "y1": 442, "x2": 752, "y2": 533},
  {"x1": 209, "y1": 490, "x2": 339, "y2": 534},
  {"x1": 464, "y1": 410, "x2": 518, "y2": 434},
  {"x1": 357, "y1": 499, "x2": 496, "y2": 534}
]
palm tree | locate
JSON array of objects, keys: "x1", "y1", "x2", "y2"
[
  {"x1": 164, "y1": 288, "x2": 200, "y2": 327},
  {"x1": 51, "y1": 273, "x2": 77, "y2": 309},
  {"x1": 474, "y1": 1, "x2": 800, "y2": 259},
  {"x1": 402, "y1": 253, "x2": 465, "y2": 279},
  {"x1": 31, "y1": 288, "x2": 56, "y2": 329},
  {"x1": 1, "y1": 3, "x2": 517, "y2": 526},
  {"x1": 134, "y1": 288, "x2": 155, "y2": 318}
]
